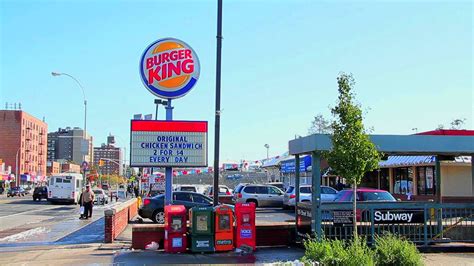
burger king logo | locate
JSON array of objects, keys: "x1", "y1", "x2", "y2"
[{"x1": 140, "y1": 38, "x2": 200, "y2": 99}]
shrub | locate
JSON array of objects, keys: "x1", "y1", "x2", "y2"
[
  {"x1": 302, "y1": 236, "x2": 374, "y2": 266},
  {"x1": 374, "y1": 234, "x2": 423, "y2": 266}
]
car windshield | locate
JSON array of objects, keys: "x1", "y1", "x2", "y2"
[
  {"x1": 362, "y1": 191, "x2": 396, "y2": 201},
  {"x1": 300, "y1": 187, "x2": 311, "y2": 193},
  {"x1": 180, "y1": 187, "x2": 196, "y2": 192},
  {"x1": 286, "y1": 186, "x2": 295, "y2": 193},
  {"x1": 334, "y1": 191, "x2": 349, "y2": 201},
  {"x1": 234, "y1": 185, "x2": 245, "y2": 193}
]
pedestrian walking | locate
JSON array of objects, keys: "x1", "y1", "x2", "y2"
[
  {"x1": 81, "y1": 184, "x2": 95, "y2": 219},
  {"x1": 134, "y1": 186, "x2": 139, "y2": 198},
  {"x1": 79, "y1": 189, "x2": 86, "y2": 219}
]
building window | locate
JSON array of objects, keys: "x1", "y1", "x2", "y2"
[
  {"x1": 393, "y1": 167, "x2": 414, "y2": 195},
  {"x1": 361, "y1": 170, "x2": 378, "y2": 189},
  {"x1": 417, "y1": 166, "x2": 436, "y2": 195},
  {"x1": 379, "y1": 168, "x2": 389, "y2": 191}
]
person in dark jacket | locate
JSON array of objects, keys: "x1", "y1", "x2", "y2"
[{"x1": 79, "y1": 189, "x2": 85, "y2": 219}]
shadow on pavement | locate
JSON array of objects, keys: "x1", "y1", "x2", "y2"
[
  {"x1": 55, "y1": 217, "x2": 104, "y2": 245},
  {"x1": 112, "y1": 247, "x2": 304, "y2": 265},
  {"x1": 4, "y1": 200, "x2": 51, "y2": 205}
]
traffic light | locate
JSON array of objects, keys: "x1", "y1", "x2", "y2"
[{"x1": 99, "y1": 159, "x2": 105, "y2": 167}]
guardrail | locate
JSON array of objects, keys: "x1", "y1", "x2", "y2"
[{"x1": 296, "y1": 202, "x2": 474, "y2": 246}]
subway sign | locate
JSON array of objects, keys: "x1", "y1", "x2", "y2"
[{"x1": 130, "y1": 120, "x2": 207, "y2": 167}]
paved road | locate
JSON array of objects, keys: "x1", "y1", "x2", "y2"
[{"x1": 0, "y1": 195, "x2": 120, "y2": 246}]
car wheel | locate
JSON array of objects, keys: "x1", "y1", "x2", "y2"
[
  {"x1": 152, "y1": 210, "x2": 165, "y2": 224},
  {"x1": 246, "y1": 199, "x2": 258, "y2": 208}
]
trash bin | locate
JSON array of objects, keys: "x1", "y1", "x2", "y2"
[{"x1": 189, "y1": 206, "x2": 215, "y2": 252}]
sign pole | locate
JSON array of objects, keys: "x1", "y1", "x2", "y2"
[
  {"x1": 165, "y1": 99, "x2": 173, "y2": 205},
  {"x1": 213, "y1": 0, "x2": 223, "y2": 207}
]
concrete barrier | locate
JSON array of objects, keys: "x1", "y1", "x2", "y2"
[{"x1": 104, "y1": 198, "x2": 138, "y2": 243}]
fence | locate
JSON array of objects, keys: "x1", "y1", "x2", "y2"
[{"x1": 296, "y1": 201, "x2": 474, "y2": 246}]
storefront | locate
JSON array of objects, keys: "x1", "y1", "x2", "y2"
[
  {"x1": 280, "y1": 155, "x2": 312, "y2": 188},
  {"x1": 360, "y1": 155, "x2": 472, "y2": 202}
]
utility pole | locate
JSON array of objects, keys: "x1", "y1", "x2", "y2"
[{"x1": 213, "y1": 0, "x2": 223, "y2": 206}]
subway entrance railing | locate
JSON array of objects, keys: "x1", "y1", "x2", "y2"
[{"x1": 296, "y1": 201, "x2": 474, "y2": 246}]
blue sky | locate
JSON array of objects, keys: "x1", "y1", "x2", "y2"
[{"x1": 1, "y1": 0, "x2": 472, "y2": 163}]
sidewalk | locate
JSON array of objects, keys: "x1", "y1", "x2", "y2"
[{"x1": 1, "y1": 220, "x2": 473, "y2": 265}]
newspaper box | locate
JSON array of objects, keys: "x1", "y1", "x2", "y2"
[
  {"x1": 164, "y1": 205, "x2": 187, "y2": 253},
  {"x1": 214, "y1": 205, "x2": 234, "y2": 251},
  {"x1": 189, "y1": 206, "x2": 214, "y2": 252},
  {"x1": 235, "y1": 202, "x2": 256, "y2": 250}
]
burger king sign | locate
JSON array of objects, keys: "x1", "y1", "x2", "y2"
[{"x1": 140, "y1": 38, "x2": 200, "y2": 99}]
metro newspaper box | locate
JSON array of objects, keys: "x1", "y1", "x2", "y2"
[
  {"x1": 164, "y1": 205, "x2": 187, "y2": 253},
  {"x1": 235, "y1": 202, "x2": 256, "y2": 250},
  {"x1": 214, "y1": 205, "x2": 234, "y2": 251},
  {"x1": 189, "y1": 206, "x2": 214, "y2": 252}
]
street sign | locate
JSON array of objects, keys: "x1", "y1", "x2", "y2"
[
  {"x1": 81, "y1": 161, "x2": 89, "y2": 171},
  {"x1": 139, "y1": 38, "x2": 200, "y2": 99},
  {"x1": 130, "y1": 120, "x2": 207, "y2": 167}
]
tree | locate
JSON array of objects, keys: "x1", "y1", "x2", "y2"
[
  {"x1": 324, "y1": 73, "x2": 381, "y2": 236},
  {"x1": 308, "y1": 114, "x2": 332, "y2": 134},
  {"x1": 450, "y1": 118, "x2": 466, "y2": 130}
]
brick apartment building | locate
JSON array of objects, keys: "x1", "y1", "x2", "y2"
[
  {"x1": 94, "y1": 135, "x2": 123, "y2": 176},
  {"x1": 47, "y1": 127, "x2": 93, "y2": 165},
  {"x1": 46, "y1": 161, "x2": 60, "y2": 175},
  {"x1": 0, "y1": 110, "x2": 47, "y2": 186}
]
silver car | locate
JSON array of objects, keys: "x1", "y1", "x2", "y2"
[
  {"x1": 233, "y1": 184, "x2": 284, "y2": 207},
  {"x1": 93, "y1": 189, "x2": 109, "y2": 205},
  {"x1": 283, "y1": 185, "x2": 338, "y2": 209}
]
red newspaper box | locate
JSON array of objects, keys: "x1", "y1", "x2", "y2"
[
  {"x1": 235, "y1": 202, "x2": 256, "y2": 250},
  {"x1": 164, "y1": 205, "x2": 187, "y2": 253},
  {"x1": 214, "y1": 205, "x2": 234, "y2": 251}
]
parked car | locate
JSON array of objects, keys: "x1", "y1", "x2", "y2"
[
  {"x1": 23, "y1": 187, "x2": 32, "y2": 195},
  {"x1": 204, "y1": 185, "x2": 234, "y2": 204},
  {"x1": 93, "y1": 189, "x2": 109, "y2": 205},
  {"x1": 233, "y1": 184, "x2": 284, "y2": 207},
  {"x1": 333, "y1": 188, "x2": 396, "y2": 203},
  {"x1": 226, "y1": 174, "x2": 243, "y2": 180},
  {"x1": 7, "y1": 187, "x2": 25, "y2": 197},
  {"x1": 33, "y1": 186, "x2": 48, "y2": 201},
  {"x1": 174, "y1": 185, "x2": 198, "y2": 193},
  {"x1": 333, "y1": 188, "x2": 397, "y2": 221},
  {"x1": 139, "y1": 191, "x2": 213, "y2": 223},
  {"x1": 283, "y1": 185, "x2": 338, "y2": 209},
  {"x1": 204, "y1": 185, "x2": 232, "y2": 197}
]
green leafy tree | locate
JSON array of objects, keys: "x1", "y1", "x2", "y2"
[{"x1": 324, "y1": 73, "x2": 381, "y2": 236}]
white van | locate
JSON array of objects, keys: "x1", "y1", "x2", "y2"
[{"x1": 48, "y1": 173, "x2": 84, "y2": 204}]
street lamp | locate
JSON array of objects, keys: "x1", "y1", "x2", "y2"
[
  {"x1": 52, "y1": 72, "x2": 88, "y2": 186},
  {"x1": 51, "y1": 72, "x2": 87, "y2": 141},
  {"x1": 154, "y1": 99, "x2": 168, "y2": 120},
  {"x1": 15, "y1": 147, "x2": 21, "y2": 186},
  {"x1": 264, "y1": 144, "x2": 270, "y2": 159}
]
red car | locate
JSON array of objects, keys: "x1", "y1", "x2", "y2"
[{"x1": 333, "y1": 188, "x2": 396, "y2": 221}]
